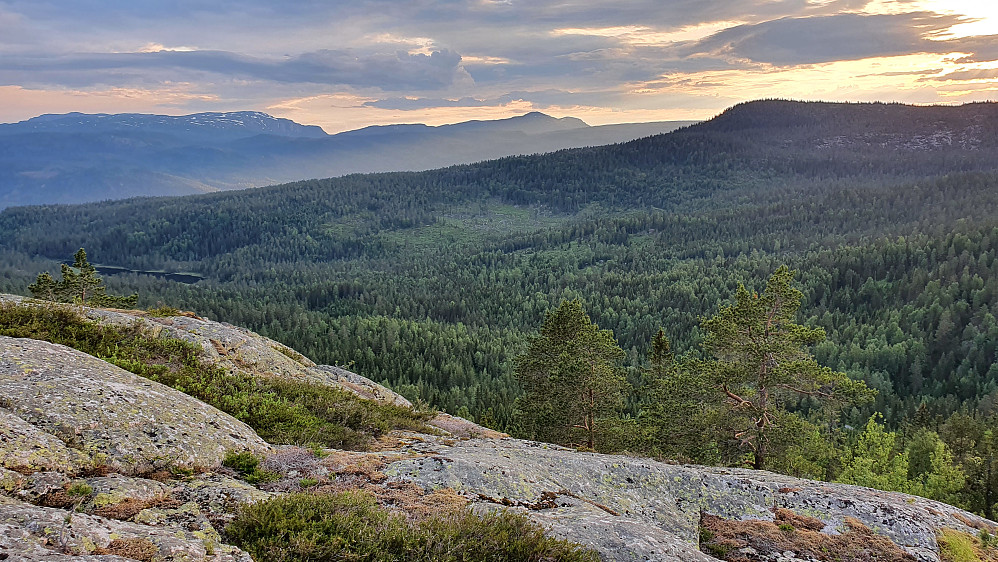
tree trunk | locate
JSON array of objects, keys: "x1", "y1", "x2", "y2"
[
  {"x1": 985, "y1": 458, "x2": 994, "y2": 521},
  {"x1": 587, "y1": 388, "x2": 595, "y2": 450},
  {"x1": 753, "y1": 435, "x2": 766, "y2": 470}
]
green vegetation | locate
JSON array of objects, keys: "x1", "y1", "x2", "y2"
[
  {"x1": 146, "y1": 303, "x2": 181, "y2": 317},
  {"x1": 0, "y1": 302, "x2": 429, "y2": 450},
  {"x1": 938, "y1": 529, "x2": 998, "y2": 562},
  {"x1": 834, "y1": 412, "x2": 996, "y2": 518},
  {"x1": 224, "y1": 490, "x2": 599, "y2": 562},
  {"x1": 66, "y1": 482, "x2": 94, "y2": 498},
  {"x1": 636, "y1": 267, "x2": 874, "y2": 473},
  {"x1": 29, "y1": 248, "x2": 137, "y2": 307},
  {"x1": 514, "y1": 299, "x2": 628, "y2": 449},
  {"x1": 222, "y1": 451, "x2": 280, "y2": 484},
  {"x1": 2, "y1": 100, "x2": 998, "y2": 516},
  {"x1": 696, "y1": 265, "x2": 873, "y2": 470}
]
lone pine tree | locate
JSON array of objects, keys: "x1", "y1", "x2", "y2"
[
  {"x1": 701, "y1": 265, "x2": 873, "y2": 470},
  {"x1": 28, "y1": 248, "x2": 137, "y2": 307}
]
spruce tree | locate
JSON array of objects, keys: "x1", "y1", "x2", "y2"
[
  {"x1": 639, "y1": 329, "x2": 716, "y2": 463},
  {"x1": 514, "y1": 299, "x2": 628, "y2": 450}
]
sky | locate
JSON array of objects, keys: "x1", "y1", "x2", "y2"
[{"x1": 0, "y1": 0, "x2": 996, "y2": 133}]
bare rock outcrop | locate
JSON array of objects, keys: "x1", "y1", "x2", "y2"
[
  {"x1": 2, "y1": 295, "x2": 996, "y2": 562},
  {"x1": 0, "y1": 294, "x2": 410, "y2": 408},
  {"x1": 385, "y1": 436, "x2": 998, "y2": 562},
  {"x1": 0, "y1": 336, "x2": 270, "y2": 474}
]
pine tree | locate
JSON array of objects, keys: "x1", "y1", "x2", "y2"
[
  {"x1": 60, "y1": 248, "x2": 105, "y2": 305},
  {"x1": 514, "y1": 299, "x2": 628, "y2": 450},
  {"x1": 701, "y1": 265, "x2": 873, "y2": 470},
  {"x1": 28, "y1": 248, "x2": 137, "y2": 307},
  {"x1": 27, "y1": 272, "x2": 58, "y2": 301}
]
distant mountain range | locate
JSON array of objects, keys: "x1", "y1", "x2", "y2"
[{"x1": 0, "y1": 110, "x2": 695, "y2": 208}]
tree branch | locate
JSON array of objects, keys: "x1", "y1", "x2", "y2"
[{"x1": 722, "y1": 384, "x2": 752, "y2": 409}]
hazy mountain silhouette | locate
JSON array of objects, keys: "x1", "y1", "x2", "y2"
[{"x1": 0, "y1": 110, "x2": 694, "y2": 208}]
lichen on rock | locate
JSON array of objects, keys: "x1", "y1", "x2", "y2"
[
  {"x1": 384, "y1": 435, "x2": 998, "y2": 562},
  {"x1": 0, "y1": 336, "x2": 271, "y2": 475},
  {"x1": 0, "y1": 409, "x2": 91, "y2": 474},
  {"x1": 0, "y1": 495, "x2": 251, "y2": 561}
]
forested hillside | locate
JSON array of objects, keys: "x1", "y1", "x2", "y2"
[
  {"x1": 0, "y1": 110, "x2": 693, "y2": 207},
  {"x1": 2, "y1": 99, "x2": 997, "y2": 436}
]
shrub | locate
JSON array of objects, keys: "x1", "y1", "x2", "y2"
[
  {"x1": 699, "y1": 512, "x2": 915, "y2": 561},
  {"x1": 67, "y1": 482, "x2": 94, "y2": 498},
  {"x1": 938, "y1": 529, "x2": 998, "y2": 562},
  {"x1": 222, "y1": 451, "x2": 260, "y2": 474},
  {"x1": 146, "y1": 304, "x2": 181, "y2": 317},
  {"x1": 94, "y1": 537, "x2": 158, "y2": 561},
  {"x1": 225, "y1": 491, "x2": 599, "y2": 562},
  {"x1": 222, "y1": 451, "x2": 279, "y2": 484}
]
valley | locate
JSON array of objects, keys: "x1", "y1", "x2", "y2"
[{"x1": 2, "y1": 99, "x2": 998, "y2": 558}]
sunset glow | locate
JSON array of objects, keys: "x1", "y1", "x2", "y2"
[{"x1": 0, "y1": 1, "x2": 995, "y2": 131}]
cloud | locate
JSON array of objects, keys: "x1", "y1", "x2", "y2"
[
  {"x1": 364, "y1": 96, "x2": 500, "y2": 110},
  {"x1": 1, "y1": 0, "x2": 997, "y2": 127},
  {"x1": 362, "y1": 89, "x2": 614, "y2": 110},
  {"x1": 0, "y1": 84, "x2": 221, "y2": 122},
  {"x1": 946, "y1": 34, "x2": 998, "y2": 64},
  {"x1": 926, "y1": 68, "x2": 998, "y2": 82},
  {"x1": 0, "y1": 48, "x2": 467, "y2": 90},
  {"x1": 683, "y1": 12, "x2": 966, "y2": 66}
]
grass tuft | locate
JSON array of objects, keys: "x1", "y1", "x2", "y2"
[{"x1": 938, "y1": 529, "x2": 998, "y2": 562}]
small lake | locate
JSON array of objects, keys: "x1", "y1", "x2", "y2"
[{"x1": 93, "y1": 265, "x2": 203, "y2": 285}]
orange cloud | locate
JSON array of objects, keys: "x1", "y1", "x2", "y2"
[{"x1": 0, "y1": 85, "x2": 218, "y2": 123}]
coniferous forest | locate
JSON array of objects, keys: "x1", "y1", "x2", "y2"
[{"x1": 2, "y1": 99, "x2": 998, "y2": 516}]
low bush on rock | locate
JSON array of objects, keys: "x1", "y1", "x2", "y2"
[
  {"x1": 938, "y1": 529, "x2": 998, "y2": 562},
  {"x1": 93, "y1": 537, "x2": 159, "y2": 561},
  {"x1": 0, "y1": 301, "x2": 430, "y2": 450},
  {"x1": 699, "y1": 509, "x2": 916, "y2": 561},
  {"x1": 225, "y1": 490, "x2": 599, "y2": 562},
  {"x1": 222, "y1": 451, "x2": 280, "y2": 484}
]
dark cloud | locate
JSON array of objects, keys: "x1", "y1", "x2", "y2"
[
  {"x1": 0, "y1": 48, "x2": 466, "y2": 90},
  {"x1": 684, "y1": 12, "x2": 965, "y2": 66},
  {"x1": 946, "y1": 35, "x2": 998, "y2": 64}
]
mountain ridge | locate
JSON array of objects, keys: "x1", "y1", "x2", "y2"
[
  {"x1": 0, "y1": 110, "x2": 694, "y2": 208},
  {"x1": 0, "y1": 110, "x2": 329, "y2": 141}
]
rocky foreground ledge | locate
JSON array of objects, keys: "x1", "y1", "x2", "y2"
[{"x1": 0, "y1": 295, "x2": 995, "y2": 561}]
